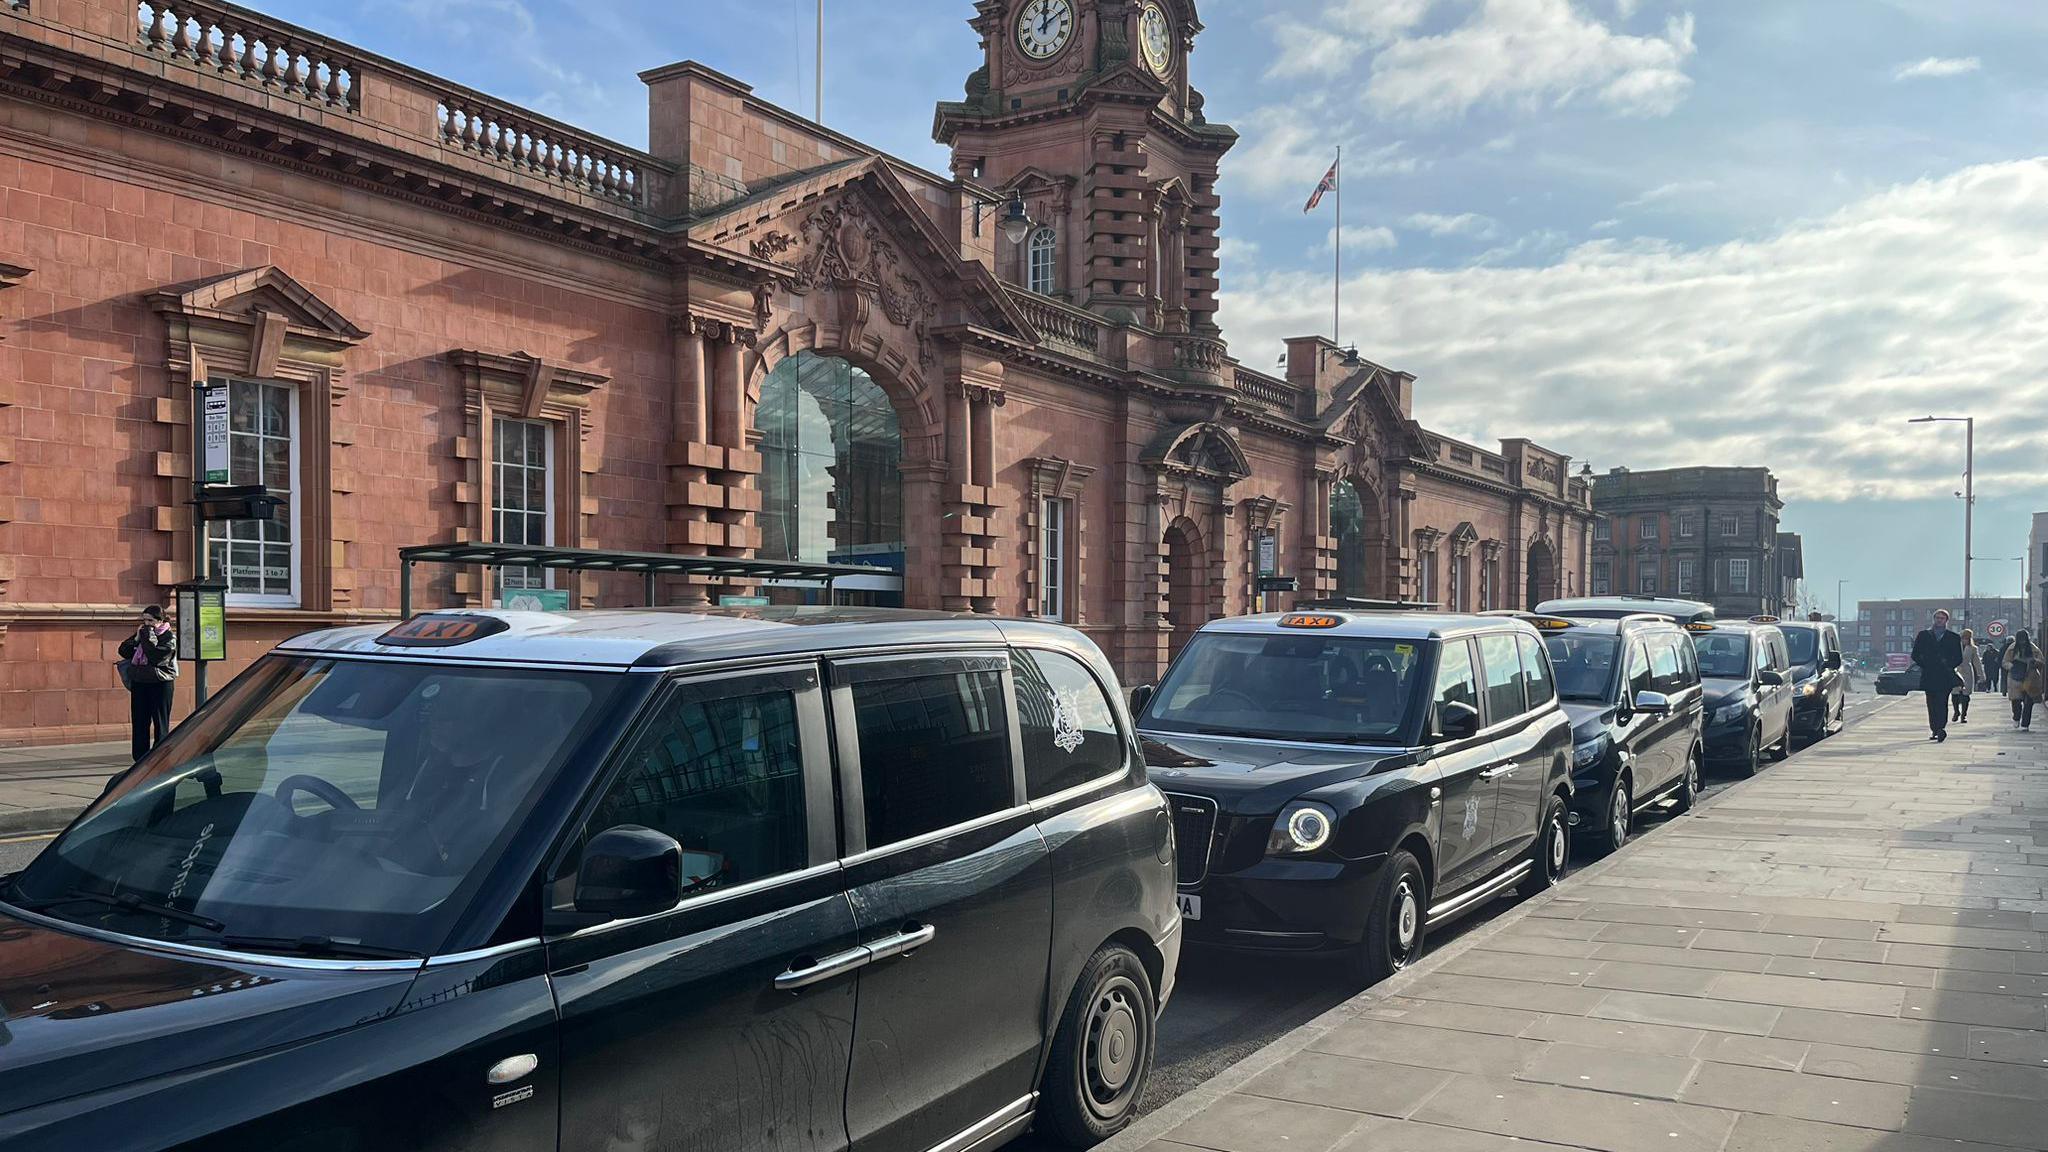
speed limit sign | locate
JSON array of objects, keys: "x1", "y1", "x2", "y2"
[{"x1": 1989, "y1": 620, "x2": 2007, "y2": 639}]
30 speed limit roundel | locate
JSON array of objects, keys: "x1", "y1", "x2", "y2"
[{"x1": 1989, "y1": 620, "x2": 2007, "y2": 639}]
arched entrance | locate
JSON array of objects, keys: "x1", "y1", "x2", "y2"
[
  {"x1": 757, "y1": 351, "x2": 905, "y2": 606},
  {"x1": 1526, "y1": 538, "x2": 1556, "y2": 609},
  {"x1": 1164, "y1": 517, "x2": 1208, "y2": 656},
  {"x1": 1330, "y1": 479, "x2": 1373, "y2": 599}
]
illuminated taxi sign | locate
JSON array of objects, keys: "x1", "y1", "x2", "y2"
[
  {"x1": 1279, "y1": 613, "x2": 1344, "y2": 629},
  {"x1": 1531, "y1": 617, "x2": 1577, "y2": 631},
  {"x1": 378, "y1": 614, "x2": 510, "y2": 647},
  {"x1": 1749, "y1": 614, "x2": 1780, "y2": 624},
  {"x1": 1685, "y1": 621, "x2": 1718, "y2": 633}
]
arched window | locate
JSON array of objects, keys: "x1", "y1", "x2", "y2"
[
  {"x1": 1026, "y1": 225, "x2": 1057, "y2": 295},
  {"x1": 757, "y1": 352, "x2": 904, "y2": 605},
  {"x1": 1330, "y1": 480, "x2": 1370, "y2": 599}
]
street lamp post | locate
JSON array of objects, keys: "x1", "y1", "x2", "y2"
[
  {"x1": 1837, "y1": 578, "x2": 1849, "y2": 621},
  {"x1": 1908, "y1": 415, "x2": 1973, "y2": 623}
]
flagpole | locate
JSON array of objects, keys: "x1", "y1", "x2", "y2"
[{"x1": 1333, "y1": 145, "x2": 1341, "y2": 348}]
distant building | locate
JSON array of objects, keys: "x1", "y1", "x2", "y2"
[
  {"x1": 1777, "y1": 532, "x2": 1804, "y2": 614},
  {"x1": 2029, "y1": 512, "x2": 2048, "y2": 631},
  {"x1": 1844, "y1": 596, "x2": 2027, "y2": 661},
  {"x1": 1590, "y1": 467, "x2": 1789, "y2": 617}
]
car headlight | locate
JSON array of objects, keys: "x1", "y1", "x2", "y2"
[
  {"x1": 1714, "y1": 701, "x2": 1752, "y2": 726},
  {"x1": 1267, "y1": 801, "x2": 1338, "y2": 856},
  {"x1": 1574, "y1": 735, "x2": 1612, "y2": 769}
]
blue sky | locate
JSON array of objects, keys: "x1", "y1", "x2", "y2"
[{"x1": 269, "y1": 0, "x2": 2048, "y2": 615}]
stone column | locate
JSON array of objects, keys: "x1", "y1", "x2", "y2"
[
  {"x1": 662, "y1": 318, "x2": 715, "y2": 604},
  {"x1": 970, "y1": 391, "x2": 994, "y2": 490}
]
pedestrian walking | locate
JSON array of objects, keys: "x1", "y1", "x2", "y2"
[
  {"x1": 115, "y1": 604, "x2": 178, "y2": 761},
  {"x1": 1911, "y1": 608, "x2": 1964, "y2": 742},
  {"x1": 1953, "y1": 628, "x2": 1983, "y2": 724},
  {"x1": 2005, "y1": 630, "x2": 2044, "y2": 730}
]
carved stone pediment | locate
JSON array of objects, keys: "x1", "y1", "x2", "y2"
[
  {"x1": 147, "y1": 266, "x2": 368, "y2": 347},
  {"x1": 1143, "y1": 421, "x2": 1250, "y2": 484}
]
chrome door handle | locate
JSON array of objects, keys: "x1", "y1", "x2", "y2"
[
  {"x1": 867, "y1": 923, "x2": 937, "y2": 962},
  {"x1": 774, "y1": 944, "x2": 873, "y2": 992},
  {"x1": 1479, "y1": 762, "x2": 1518, "y2": 780}
]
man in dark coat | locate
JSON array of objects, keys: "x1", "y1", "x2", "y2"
[
  {"x1": 1987, "y1": 636, "x2": 2008, "y2": 694},
  {"x1": 1911, "y1": 608, "x2": 1964, "y2": 742}
]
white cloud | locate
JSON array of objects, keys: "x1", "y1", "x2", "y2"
[
  {"x1": 1893, "y1": 56, "x2": 1982, "y2": 81},
  {"x1": 1217, "y1": 159, "x2": 2048, "y2": 502},
  {"x1": 1618, "y1": 179, "x2": 1718, "y2": 209},
  {"x1": 1216, "y1": 236, "x2": 1262, "y2": 265},
  {"x1": 1403, "y1": 212, "x2": 1500, "y2": 238},
  {"x1": 1221, "y1": 114, "x2": 1422, "y2": 198},
  {"x1": 1264, "y1": 0, "x2": 1437, "y2": 79},
  {"x1": 1324, "y1": 225, "x2": 1399, "y2": 253},
  {"x1": 1366, "y1": 0, "x2": 1697, "y2": 121}
]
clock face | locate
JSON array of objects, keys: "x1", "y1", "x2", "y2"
[
  {"x1": 1138, "y1": 2, "x2": 1173, "y2": 77},
  {"x1": 1016, "y1": 0, "x2": 1075, "y2": 61}
]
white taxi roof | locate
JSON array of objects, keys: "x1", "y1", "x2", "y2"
[{"x1": 1194, "y1": 610, "x2": 1536, "y2": 642}]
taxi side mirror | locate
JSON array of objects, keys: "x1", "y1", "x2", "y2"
[
  {"x1": 1757, "y1": 669, "x2": 1786, "y2": 688},
  {"x1": 1437, "y1": 700, "x2": 1481, "y2": 741},
  {"x1": 575, "y1": 825, "x2": 683, "y2": 920},
  {"x1": 1632, "y1": 690, "x2": 1672, "y2": 717},
  {"x1": 1129, "y1": 683, "x2": 1155, "y2": 717}
]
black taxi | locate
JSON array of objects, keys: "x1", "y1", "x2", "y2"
[
  {"x1": 0, "y1": 608, "x2": 1179, "y2": 1150},
  {"x1": 1133, "y1": 610, "x2": 1573, "y2": 984},
  {"x1": 1690, "y1": 617, "x2": 1795, "y2": 776},
  {"x1": 1774, "y1": 617, "x2": 1847, "y2": 743},
  {"x1": 1526, "y1": 614, "x2": 1704, "y2": 851}
]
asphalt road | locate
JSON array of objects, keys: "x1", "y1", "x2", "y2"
[{"x1": 0, "y1": 689, "x2": 1899, "y2": 1149}]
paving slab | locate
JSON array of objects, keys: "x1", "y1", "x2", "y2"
[{"x1": 1101, "y1": 702, "x2": 2048, "y2": 1152}]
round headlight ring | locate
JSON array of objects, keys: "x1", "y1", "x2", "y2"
[{"x1": 1287, "y1": 805, "x2": 1332, "y2": 852}]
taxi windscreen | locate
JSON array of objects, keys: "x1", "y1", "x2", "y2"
[
  {"x1": 1693, "y1": 632, "x2": 1753, "y2": 679},
  {"x1": 1544, "y1": 633, "x2": 1618, "y2": 703},
  {"x1": 1780, "y1": 626, "x2": 1819, "y2": 666},
  {"x1": 5, "y1": 655, "x2": 623, "y2": 958},
  {"x1": 1141, "y1": 632, "x2": 1425, "y2": 744}
]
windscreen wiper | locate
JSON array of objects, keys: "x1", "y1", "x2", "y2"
[
  {"x1": 201, "y1": 934, "x2": 422, "y2": 961},
  {"x1": 25, "y1": 888, "x2": 225, "y2": 933}
]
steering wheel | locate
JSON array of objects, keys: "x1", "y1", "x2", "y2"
[
  {"x1": 1193, "y1": 688, "x2": 1259, "y2": 711},
  {"x1": 276, "y1": 774, "x2": 360, "y2": 817}
]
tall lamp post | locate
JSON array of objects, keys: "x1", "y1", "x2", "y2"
[
  {"x1": 1908, "y1": 415, "x2": 1973, "y2": 623},
  {"x1": 1837, "y1": 578, "x2": 1850, "y2": 621}
]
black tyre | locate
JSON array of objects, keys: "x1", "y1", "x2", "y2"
[
  {"x1": 1770, "y1": 726, "x2": 1792, "y2": 761},
  {"x1": 1670, "y1": 745, "x2": 1702, "y2": 814},
  {"x1": 1520, "y1": 795, "x2": 1570, "y2": 897},
  {"x1": 1739, "y1": 726, "x2": 1763, "y2": 778},
  {"x1": 1038, "y1": 944, "x2": 1157, "y2": 1147},
  {"x1": 1354, "y1": 849, "x2": 1428, "y2": 986},
  {"x1": 1603, "y1": 773, "x2": 1632, "y2": 852}
]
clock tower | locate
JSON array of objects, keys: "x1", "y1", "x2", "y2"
[{"x1": 935, "y1": 0, "x2": 1234, "y2": 333}]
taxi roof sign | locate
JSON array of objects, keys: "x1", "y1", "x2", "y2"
[
  {"x1": 1278, "y1": 613, "x2": 1344, "y2": 629},
  {"x1": 1685, "y1": 621, "x2": 1718, "y2": 633},
  {"x1": 378, "y1": 613, "x2": 511, "y2": 647},
  {"x1": 1749, "y1": 614, "x2": 1781, "y2": 625},
  {"x1": 1531, "y1": 617, "x2": 1577, "y2": 631}
]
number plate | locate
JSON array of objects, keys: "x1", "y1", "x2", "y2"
[{"x1": 1176, "y1": 893, "x2": 1202, "y2": 921}]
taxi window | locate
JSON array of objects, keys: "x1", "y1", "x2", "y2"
[
  {"x1": 1649, "y1": 635, "x2": 1686, "y2": 695},
  {"x1": 1145, "y1": 631, "x2": 1424, "y2": 744},
  {"x1": 1623, "y1": 641, "x2": 1653, "y2": 699},
  {"x1": 1014, "y1": 648, "x2": 1125, "y2": 799},
  {"x1": 1434, "y1": 639, "x2": 1479, "y2": 721},
  {"x1": 1517, "y1": 633, "x2": 1557, "y2": 707},
  {"x1": 1477, "y1": 633, "x2": 1527, "y2": 723},
  {"x1": 1694, "y1": 633, "x2": 1750, "y2": 679},
  {"x1": 1546, "y1": 632, "x2": 1617, "y2": 703},
  {"x1": 1782, "y1": 627, "x2": 1819, "y2": 666}
]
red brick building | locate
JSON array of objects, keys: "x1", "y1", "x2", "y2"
[{"x1": 0, "y1": 0, "x2": 1594, "y2": 744}]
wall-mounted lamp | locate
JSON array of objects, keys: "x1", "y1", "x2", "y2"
[{"x1": 975, "y1": 189, "x2": 1035, "y2": 244}]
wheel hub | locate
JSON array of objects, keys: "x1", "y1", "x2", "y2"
[
  {"x1": 1085, "y1": 976, "x2": 1144, "y2": 1106},
  {"x1": 1549, "y1": 816, "x2": 1567, "y2": 872},
  {"x1": 1612, "y1": 786, "x2": 1629, "y2": 843},
  {"x1": 1395, "y1": 883, "x2": 1419, "y2": 951}
]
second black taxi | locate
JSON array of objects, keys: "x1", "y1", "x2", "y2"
[{"x1": 1133, "y1": 609, "x2": 1573, "y2": 983}]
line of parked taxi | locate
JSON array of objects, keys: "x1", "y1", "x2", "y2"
[{"x1": 0, "y1": 597, "x2": 1848, "y2": 1152}]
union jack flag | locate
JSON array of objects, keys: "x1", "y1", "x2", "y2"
[{"x1": 1303, "y1": 158, "x2": 1338, "y2": 213}]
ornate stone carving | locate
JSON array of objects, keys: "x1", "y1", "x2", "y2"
[
  {"x1": 749, "y1": 231, "x2": 797, "y2": 261},
  {"x1": 787, "y1": 195, "x2": 938, "y2": 368}
]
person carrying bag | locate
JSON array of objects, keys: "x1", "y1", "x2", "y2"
[
  {"x1": 116, "y1": 604, "x2": 179, "y2": 761},
  {"x1": 2005, "y1": 630, "x2": 2044, "y2": 731}
]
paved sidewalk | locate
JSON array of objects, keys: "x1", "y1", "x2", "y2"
[
  {"x1": 0, "y1": 740, "x2": 129, "y2": 834},
  {"x1": 1110, "y1": 699, "x2": 2048, "y2": 1152}
]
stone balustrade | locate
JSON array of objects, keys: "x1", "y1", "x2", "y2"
[
  {"x1": 435, "y1": 97, "x2": 646, "y2": 206},
  {"x1": 137, "y1": 1, "x2": 361, "y2": 112},
  {"x1": 1008, "y1": 290, "x2": 1104, "y2": 357},
  {"x1": 1170, "y1": 333, "x2": 1226, "y2": 376},
  {"x1": 1233, "y1": 368, "x2": 1302, "y2": 414}
]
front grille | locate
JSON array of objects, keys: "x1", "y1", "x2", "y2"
[{"x1": 1164, "y1": 792, "x2": 1218, "y2": 887}]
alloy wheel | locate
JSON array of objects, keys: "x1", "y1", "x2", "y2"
[
  {"x1": 1609, "y1": 779, "x2": 1631, "y2": 849},
  {"x1": 1546, "y1": 808, "x2": 1569, "y2": 879}
]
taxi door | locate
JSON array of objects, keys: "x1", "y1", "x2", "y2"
[
  {"x1": 1425, "y1": 638, "x2": 1499, "y2": 896},
  {"x1": 549, "y1": 665, "x2": 858, "y2": 1152}
]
